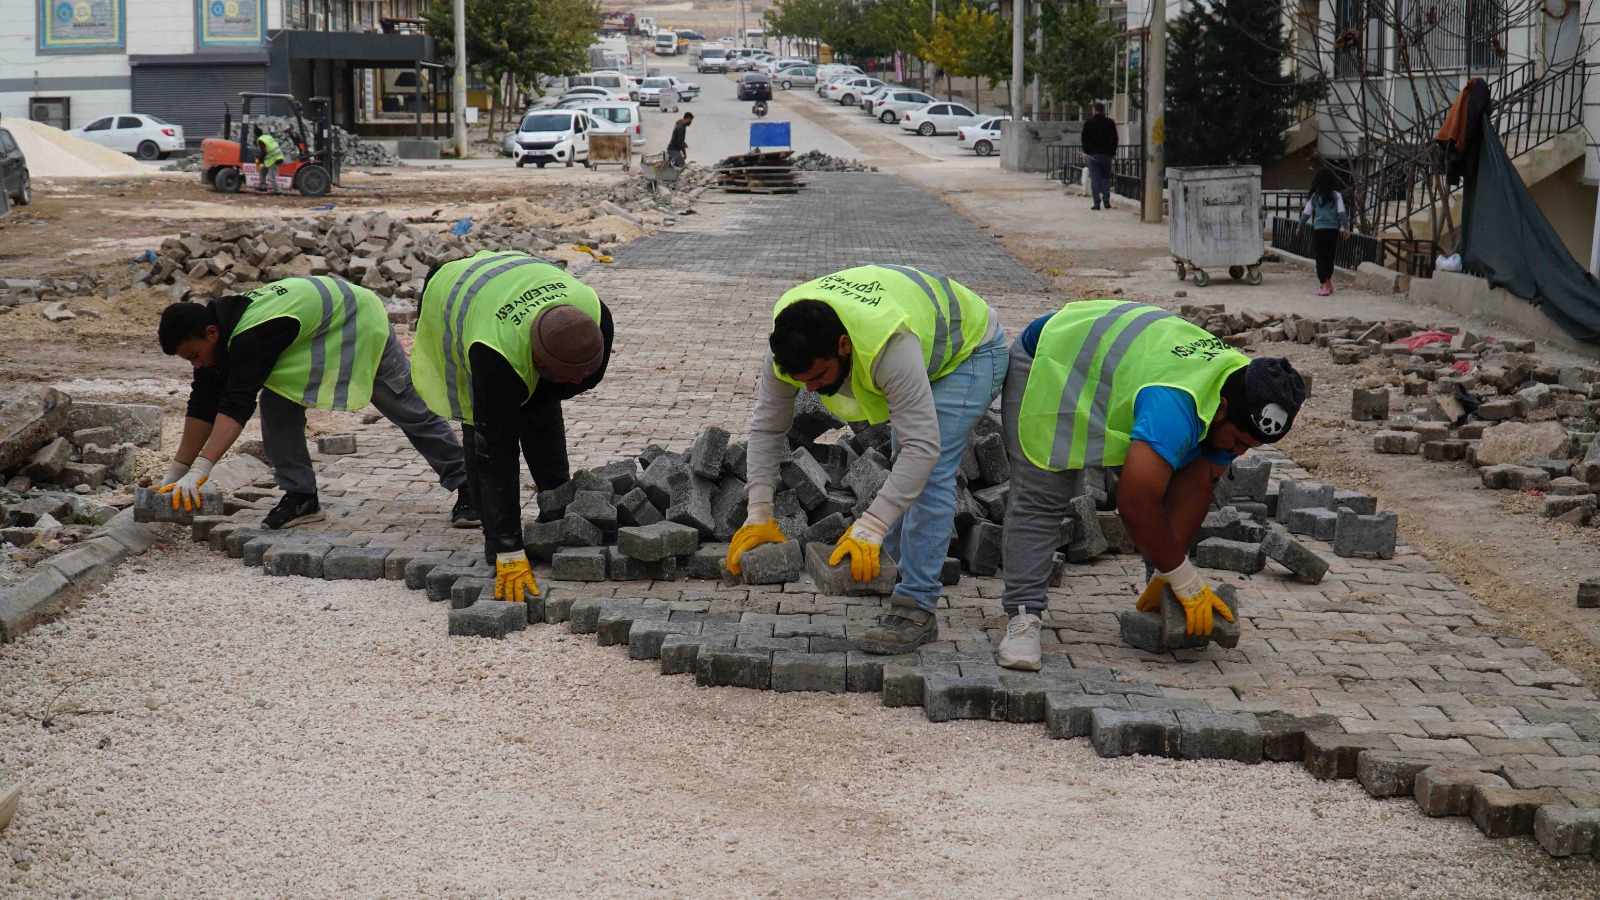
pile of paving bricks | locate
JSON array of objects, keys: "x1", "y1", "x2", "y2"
[
  {"x1": 790, "y1": 150, "x2": 875, "y2": 173},
  {"x1": 0, "y1": 387, "x2": 164, "y2": 564},
  {"x1": 227, "y1": 117, "x2": 402, "y2": 167},
  {"x1": 0, "y1": 274, "x2": 108, "y2": 310}
]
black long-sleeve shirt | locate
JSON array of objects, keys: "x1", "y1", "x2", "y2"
[
  {"x1": 472, "y1": 301, "x2": 614, "y2": 556},
  {"x1": 185, "y1": 295, "x2": 299, "y2": 425},
  {"x1": 1081, "y1": 114, "x2": 1118, "y2": 157},
  {"x1": 668, "y1": 120, "x2": 689, "y2": 153}
]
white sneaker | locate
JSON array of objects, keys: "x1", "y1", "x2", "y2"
[{"x1": 997, "y1": 611, "x2": 1043, "y2": 671}]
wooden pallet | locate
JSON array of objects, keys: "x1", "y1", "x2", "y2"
[{"x1": 713, "y1": 150, "x2": 806, "y2": 194}]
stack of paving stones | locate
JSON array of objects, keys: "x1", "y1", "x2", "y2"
[{"x1": 227, "y1": 117, "x2": 403, "y2": 167}]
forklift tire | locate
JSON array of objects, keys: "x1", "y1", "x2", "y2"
[
  {"x1": 295, "y1": 164, "x2": 331, "y2": 197},
  {"x1": 214, "y1": 167, "x2": 243, "y2": 194}
]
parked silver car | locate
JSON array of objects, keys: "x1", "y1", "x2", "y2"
[{"x1": 774, "y1": 65, "x2": 818, "y2": 90}]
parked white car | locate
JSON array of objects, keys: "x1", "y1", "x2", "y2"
[
  {"x1": 573, "y1": 100, "x2": 646, "y2": 147},
  {"x1": 637, "y1": 76, "x2": 700, "y2": 105},
  {"x1": 773, "y1": 66, "x2": 818, "y2": 90},
  {"x1": 957, "y1": 116, "x2": 1009, "y2": 156},
  {"x1": 869, "y1": 89, "x2": 937, "y2": 123},
  {"x1": 511, "y1": 109, "x2": 609, "y2": 168},
  {"x1": 900, "y1": 101, "x2": 980, "y2": 136},
  {"x1": 815, "y1": 64, "x2": 863, "y2": 85},
  {"x1": 760, "y1": 57, "x2": 811, "y2": 74},
  {"x1": 823, "y1": 76, "x2": 884, "y2": 105},
  {"x1": 69, "y1": 114, "x2": 185, "y2": 160}
]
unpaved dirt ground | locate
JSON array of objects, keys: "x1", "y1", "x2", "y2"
[{"x1": 3, "y1": 546, "x2": 1598, "y2": 899}]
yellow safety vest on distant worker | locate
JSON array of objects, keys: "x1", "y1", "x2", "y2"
[
  {"x1": 771, "y1": 264, "x2": 991, "y2": 424},
  {"x1": 1016, "y1": 299, "x2": 1250, "y2": 472},
  {"x1": 232, "y1": 277, "x2": 390, "y2": 411},
  {"x1": 257, "y1": 134, "x2": 284, "y2": 167},
  {"x1": 412, "y1": 250, "x2": 603, "y2": 425}
]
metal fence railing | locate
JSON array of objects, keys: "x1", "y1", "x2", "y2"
[
  {"x1": 1048, "y1": 144, "x2": 1145, "y2": 200},
  {"x1": 1268, "y1": 217, "x2": 1440, "y2": 278}
]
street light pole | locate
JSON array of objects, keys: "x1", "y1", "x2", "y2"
[
  {"x1": 452, "y1": 0, "x2": 467, "y2": 158},
  {"x1": 1142, "y1": 0, "x2": 1166, "y2": 224},
  {"x1": 1010, "y1": 0, "x2": 1023, "y2": 120}
]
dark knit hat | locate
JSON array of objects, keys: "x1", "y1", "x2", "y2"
[
  {"x1": 1222, "y1": 358, "x2": 1306, "y2": 443},
  {"x1": 530, "y1": 306, "x2": 603, "y2": 383}
]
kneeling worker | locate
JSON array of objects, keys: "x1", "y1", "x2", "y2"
[
  {"x1": 412, "y1": 250, "x2": 613, "y2": 604},
  {"x1": 996, "y1": 299, "x2": 1305, "y2": 670},
  {"x1": 727, "y1": 265, "x2": 1008, "y2": 654},
  {"x1": 158, "y1": 276, "x2": 473, "y2": 528}
]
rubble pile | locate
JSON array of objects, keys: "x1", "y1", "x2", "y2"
[
  {"x1": 0, "y1": 274, "x2": 108, "y2": 309},
  {"x1": 0, "y1": 387, "x2": 164, "y2": 567},
  {"x1": 791, "y1": 150, "x2": 875, "y2": 173},
  {"x1": 227, "y1": 117, "x2": 402, "y2": 167}
]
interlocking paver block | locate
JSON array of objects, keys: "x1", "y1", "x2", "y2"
[
  {"x1": 1333, "y1": 508, "x2": 1399, "y2": 559},
  {"x1": 448, "y1": 599, "x2": 527, "y2": 639},
  {"x1": 592, "y1": 459, "x2": 639, "y2": 494},
  {"x1": 1194, "y1": 538, "x2": 1265, "y2": 575},
  {"x1": 569, "y1": 596, "x2": 621, "y2": 634},
  {"x1": 689, "y1": 425, "x2": 730, "y2": 480},
  {"x1": 1351, "y1": 387, "x2": 1390, "y2": 421},
  {"x1": 1091, "y1": 708, "x2": 1181, "y2": 758},
  {"x1": 1471, "y1": 785, "x2": 1569, "y2": 838},
  {"x1": 597, "y1": 601, "x2": 669, "y2": 647},
  {"x1": 403, "y1": 553, "x2": 458, "y2": 590},
  {"x1": 772, "y1": 651, "x2": 847, "y2": 693},
  {"x1": 1285, "y1": 507, "x2": 1338, "y2": 541},
  {"x1": 695, "y1": 647, "x2": 773, "y2": 690},
  {"x1": 798, "y1": 511, "x2": 849, "y2": 547},
  {"x1": 882, "y1": 662, "x2": 957, "y2": 708},
  {"x1": 1414, "y1": 767, "x2": 1510, "y2": 817},
  {"x1": 616, "y1": 487, "x2": 664, "y2": 528},
  {"x1": 846, "y1": 650, "x2": 893, "y2": 693},
  {"x1": 426, "y1": 565, "x2": 490, "y2": 603},
  {"x1": 241, "y1": 535, "x2": 292, "y2": 567},
  {"x1": 263, "y1": 542, "x2": 332, "y2": 578},
  {"x1": 1304, "y1": 732, "x2": 1396, "y2": 780},
  {"x1": 780, "y1": 450, "x2": 833, "y2": 510},
  {"x1": 1373, "y1": 430, "x2": 1421, "y2": 454},
  {"x1": 739, "y1": 539, "x2": 804, "y2": 585},
  {"x1": 1332, "y1": 489, "x2": 1377, "y2": 515},
  {"x1": 686, "y1": 544, "x2": 728, "y2": 579},
  {"x1": 710, "y1": 478, "x2": 748, "y2": 541},
  {"x1": 1534, "y1": 803, "x2": 1600, "y2": 857},
  {"x1": 923, "y1": 674, "x2": 1006, "y2": 722},
  {"x1": 1577, "y1": 577, "x2": 1600, "y2": 609},
  {"x1": 1275, "y1": 478, "x2": 1335, "y2": 523},
  {"x1": 449, "y1": 576, "x2": 494, "y2": 610},
  {"x1": 972, "y1": 432, "x2": 1009, "y2": 484},
  {"x1": 666, "y1": 470, "x2": 718, "y2": 537},
  {"x1": 803, "y1": 542, "x2": 897, "y2": 596},
  {"x1": 1356, "y1": 751, "x2": 1449, "y2": 798},
  {"x1": 552, "y1": 547, "x2": 608, "y2": 582},
  {"x1": 322, "y1": 546, "x2": 392, "y2": 580},
  {"x1": 660, "y1": 633, "x2": 735, "y2": 675},
  {"x1": 1260, "y1": 529, "x2": 1328, "y2": 584},
  {"x1": 1118, "y1": 609, "x2": 1165, "y2": 653},
  {"x1": 523, "y1": 515, "x2": 603, "y2": 560},
  {"x1": 1177, "y1": 710, "x2": 1264, "y2": 763},
  {"x1": 1066, "y1": 494, "x2": 1108, "y2": 562},
  {"x1": 133, "y1": 485, "x2": 224, "y2": 524},
  {"x1": 1045, "y1": 693, "x2": 1131, "y2": 739},
  {"x1": 566, "y1": 491, "x2": 618, "y2": 534},
  {"x1": 959, "y1": 520, "x2": 1003, "y2": 576},
  {"x1": 1001, "y1": 673, "x2": 1085, "y2": 724},
  {"x1": 616, "y1": 521, "x2": 701, "y2": 562},
  {"x1": 629, "y1": 620, "x2": 703, "y2": 660}
]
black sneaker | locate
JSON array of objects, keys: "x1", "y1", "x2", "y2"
[
  {"x1": 451, "y1": 491, "x2": 480, "y2": 528},
  {"x1": 860, "y1": 596, "x2": 939, "y2": 655},
  {"x1": 263, "y1": 492, "x2": 324, "y2": 530}
]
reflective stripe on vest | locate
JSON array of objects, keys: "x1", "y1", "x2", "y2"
[
  {"x1": 1018, "y1": 299, "x2": 1250, "y2": 472},
  {"x1": 770, "y1": 264, "x2": 990, "y2": 424},
  {"x1": 413, "y1": 250, "x2": 603, "y2": 425},
  {"x1": 232, "y1": 276, "x2": 388, "y2": 412},
  {"x1": 257, "y1": 134, "x2": 284, "y2": 166}
]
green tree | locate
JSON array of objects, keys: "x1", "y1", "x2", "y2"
[
  {"x1": 916, "y1": 4, "x2": 1006, "y2": 101},
  {"x1": 1164, "y1": 0, "x2": 1321, "y2": 167},
  {"x1": 1029, "y1": 0, "x2": 1116, "y2": 113}
]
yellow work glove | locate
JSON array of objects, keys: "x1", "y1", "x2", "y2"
[
  {"x1": 726, "y1": 512, "x2": 786, "y2": 576},
  {"x1": 494, "y1": 551, "x2": 540, "y2": 602},
  {"x1": 156, "y1": 456, "x2": 213, "y2": 511},
  {"x1": 1135, "y1": 575, "x2": 1167, "y2": 613},
  {"x1": 1162, "y1": 560, "x2": 1235, "y2": 636},
  {"x1": 829, "y1": 512, "x2": 889, "y2": 582}
]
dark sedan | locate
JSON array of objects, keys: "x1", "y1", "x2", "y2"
[
  {"x1": 737, "y1": 74, "x2": 773, "y2": 102},
  {"x1": 0, "y1": 120, "x2": 31, "y2": 210}
]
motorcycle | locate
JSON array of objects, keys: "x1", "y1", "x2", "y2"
[{"x1": 753, "y1": 99, "x2": 769, "y2": 118}]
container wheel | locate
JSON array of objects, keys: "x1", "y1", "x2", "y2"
[
  {"x1": 1229, "y1": 265, "x2": 1245, "y2": 280},
  {"x1": 1175, "y1": 262, "x2": 1186, "y2": 281},
  {"x1": 1193, "y1": 269, "x2": 1210, "y2": 287},
  {"x1": 1246, "y1": 266, "x2": 1263, "y2": 286}
]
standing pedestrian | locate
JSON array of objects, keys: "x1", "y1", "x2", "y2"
[
  {"x1": 1081, "y1": 102, "x2": 1117, "y2": 211},
  {"x1": 1297, "y1": 168, "x2": 1349, "y2": 296},
  {"x1": 667, "y1": 111, "x2": 693, "y2": 167}
]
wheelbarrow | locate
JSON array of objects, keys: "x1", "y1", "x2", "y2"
[{"x1": 641, "y1": 152, "x2": 684, "y2": 195}]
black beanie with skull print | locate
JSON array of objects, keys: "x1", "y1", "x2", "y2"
[{"x1": 1220, "y1": 357, "x2": 1305, "y2": 444}]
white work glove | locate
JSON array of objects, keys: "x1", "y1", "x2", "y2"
[
  {"x1": 743, "y1": 500, "x2": 775, "y2": 526},
  {"x1": 158, "y1": 456, "x2": 214, "y2": 512},
  {"x1": 160, "y1": 460, "x2": 191, "y2": 488}
]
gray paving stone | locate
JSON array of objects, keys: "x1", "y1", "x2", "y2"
[
  {"x1": 803, "y1": 542, "x2": 897, "y2": 596},
  {"x1": 263, "y1": 542, "x2": 332, "y2": 578},
  {"x1": 781, "y1": 450, "x2": 833, "y2": 510},
  {"x1": 959, "y1": 520, "x2": 1003, "y2": 576},
  {"x1": 132, "y1": 485, "x2": 224, "y2": 524},
  {"x1": 597, "y1": 601, "x2": 669, "y2": 647},
  {"x1": 695, "y1": 647, "x2": 773, "y2": 689},
  {"x1": 686, "y1": 544, "x2": 729, "y2": 579},
  {"x1": 1534, "y1": 803, "x2": 1600, "y2": 857},
  {"x1": 739, "y1": 539, "x2": 803, "y2": 585},
  {"x1": 1001, "y1": 673, "x2": 1085, "y2": 724},
  {"x1": 592, "y1": 459, "x2": 639, "y2": 494},
  {"x1": 1221, "y1": 456, "x2": 1271, "y2": 502},
  {"x1": 665, "y1": 471, "x2": 719, "y2": 538},
  {"x1": 552, "y1": 546, "x2": 608, "y2": 582},
  {"x1": 1415, "y1": 767, "x2": 1511, "y2": 817},
  {"x1": 661, "y1": 633, "x2": 735, "y2": 676},
  {"x1": 1275, "y1": 478, "x2": 1335, "y2": 523},
  {"x1": 1471, "y1": 785, "x2": 1567, "y2": 838},
  {"x1": 616, "y1": 487, "x2": 664, "y2": 528},
  {"x1": 1333, "y1": 509, "x2": 1399, "y2": 559},
  {"x1": 616, "y1": 521, "x2": 700, "y2": 562},
  {"x1": 881, "y1": 662, "x2": 957, "y2": 708},
  {"x1": 322, "y1": 546, "x2": 392, "y2": 580},
  {"x1": 628, "y1": 620, "x2": 703, "y2": 660},
  {"x1": 1046, "y1": 693, "x2": 1132, "y2": 739},
  {"x1": 403, "y1": 553, "x2": 458, "y2": 590},
  {"x1": 1260, "y1": 529, "x2": 1329, "y2": 584},
  {"x1": 798, "y1": 512, "x2": 850, "y2": 547},
  {"x1": 922, "y1": 674, "x2": 1006, "y2": 722},
  {"x1": 1256, "y1": 713, "x2": 1342, "y2": 762},
  {"x1": 1356, "y1": 750, "x2": 1449, "y2": 798},
  {"x1": 690, "y1": 426, "x2": 730, "y2": 480},
  {"x1": 450, "y1": 576, "x2": 494, "y2": 610},
  {"x1": 846, "y1": 649, "x2": 899, "y2": 693},
  {"x1": 1332, "y1": 489, "x2": 1377, "y2": 515},
  {"x1": 567, "y1": 491, "x2": 618, "y2": 534},
  {"x1": 1285, "y1": 507, "x2": 1338, "y2": 541},
  {"x1": 448, "y1": 599, "x2": 527, "y2": 639},
  {"x1": 1091, "y1": 708, "x2": 1181, "y2": 758},
  {"x1": 426, "y1": 564, "x2": 490, "y2": 604},
  {"x1": 1194, "y1": 538, "x2": 1266, "y2": 575},
  {"x1": 523, "y1": 515, "x2": 603, "y2": 560},
  {"x1": 771, "y1": 651, "x2": 847, "y2": 693},
  {"x1": 1066, "y1": 494, "x2": 1109, "y2": 562},
  {"x1": 1177, "y1": 710, "x2": 1264, "y2": 763},
  {"x1": 1305, "y1": 732, "x2": 1397, "y2": 780}
]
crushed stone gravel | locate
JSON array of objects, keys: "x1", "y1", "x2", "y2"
[{"x1": 2, "y1": 544, "x2": 1599, "y2": 897}]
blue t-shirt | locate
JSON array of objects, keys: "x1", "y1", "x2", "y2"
[{"x1": 1020, "y1": 313, "x2": 1233, "y2": 470}]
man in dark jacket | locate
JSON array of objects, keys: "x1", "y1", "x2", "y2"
[
  {"x1": 667, "y1": 112, "x2": 693, "y2": 166},
  {"x1": 1081, "y1": 102, "x2": 1117, "y2": 210}
]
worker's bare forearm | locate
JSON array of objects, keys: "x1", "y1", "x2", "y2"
[
  {"x1": 1120, "y1": 493, "x2": 1186, "y2": 573},
  {"x1": 199, "y1": 414, "x2": 246, "y2": 464},
  {"x1": 175, "y1": 417, "x2": 215, "y2": 466},
  {"x1": 1163, "y1": 458, "x2": 1225, "y2": 553}
]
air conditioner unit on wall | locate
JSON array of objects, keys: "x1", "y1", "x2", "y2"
[{"x1": 29, "y1": 97, "x2": 69, "y2": 130}]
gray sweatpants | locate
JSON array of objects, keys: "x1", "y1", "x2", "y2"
[
  {"x1": 260, "y1": 328, "x2": 467, "y2": 496},
  {"x1": 999, "y1": 340, "x2": 1117, "y2": 615}
]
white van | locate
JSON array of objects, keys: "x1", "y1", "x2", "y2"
[
  {"x1": 573, "y1": 100, "x2": 645, "y2": 147},
  {"x1": 512, "y1": 109, "x2": 603, "y2": 168},
  {"x1": 568, "y1": 72, "x2": 631, "y2": 100},
  {"x1": 697, "y1": 45, "x2": 727, "y2": 73}
]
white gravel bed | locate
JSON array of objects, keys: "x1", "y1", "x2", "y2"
[{"x1": 2, "y1": 544, "x2": 1597, "y2": 898}]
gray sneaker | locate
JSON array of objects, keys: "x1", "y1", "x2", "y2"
[
  {"x1": 997, "y1": 611, "x2": 1043, "y2": 671},
  {"x1": 861, "y1": 596, "x2": 938, "y2": 655}
]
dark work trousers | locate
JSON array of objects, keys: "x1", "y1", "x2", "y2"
[
  {"x1": 461, "y1": 399, "x2": 570, "y2": 565},
  {"x1": 1313, "y1": 228, "x2": 1339, "y2": 283},
  {"x1": 1088, "y1": 154, "x2": 1114, "y2": 208}
]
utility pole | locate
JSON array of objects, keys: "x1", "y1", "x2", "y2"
[
  {"x1": 1009, "y1": 0, "x2": 1024, "y2": 120},
  {"x1": 452, "y1": 0, "x2": 467, "y2": 158},
  {"x1": 1142, "y1": 0, "x2": 1166, "y2": 224}
]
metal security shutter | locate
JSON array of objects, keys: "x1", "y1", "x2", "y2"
[{"x1": 131, "y1": 65, "x2": 267, "y2": 146}]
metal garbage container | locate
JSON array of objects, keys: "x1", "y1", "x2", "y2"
[{"x1": 1167, "y1": 165, "x2": 1264, "y2": 287}]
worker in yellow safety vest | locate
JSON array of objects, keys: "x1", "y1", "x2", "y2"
[
  {"x1": 993, "y1": 299, "x2": 1306, "y2": 671},
  {"x1": 727, "y1": 264, "x2": 1009, "y2": 655},
  {"x1": 157, "y1": 276, "x2": 473, "y2": 530},
  {"x1": 412, "y1": 250, "x2": 614, "y2": 605},
  {"x1": 256, "y1": 133, "x2": 284, "y2": 195}
]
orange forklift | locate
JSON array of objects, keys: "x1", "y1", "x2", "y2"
[{"x1": 201, "y1": 93, "x2": 340, "y2": 197}]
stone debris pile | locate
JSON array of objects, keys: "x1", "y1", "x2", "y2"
[
  {"x1": 228, "y1": 117, "x2": 402, "y2": 167},
  {"x1": 791, "y1": 150, "x2": 875, "y2": 173},
  {"x1": 0, "y1": 274, "x2": 108, "y2": 310}
]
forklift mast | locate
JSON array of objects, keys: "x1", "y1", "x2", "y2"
[{"x1": 307, "y1": 96, "x2": 340, "y2": 186}]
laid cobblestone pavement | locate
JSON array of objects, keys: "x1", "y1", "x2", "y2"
[{"x1": 192, "y1": 174, "x2": 1600, "y2": 858}]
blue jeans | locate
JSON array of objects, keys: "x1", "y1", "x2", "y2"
[
  {"x1": 1088, "y1": 154, "x2": 1113, "y2": 207},
  {"x1": 884, "y1": 328, "x2": 1010, "y2": 612}
]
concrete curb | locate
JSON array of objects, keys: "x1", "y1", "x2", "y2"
[{"x1": 0, "y1": 508, "x2": 158, "y2": 643}]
